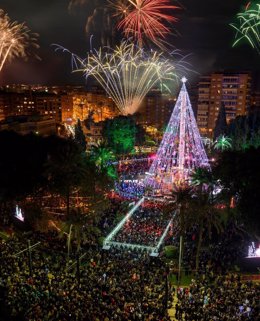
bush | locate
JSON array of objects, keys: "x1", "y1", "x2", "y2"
[
  {"x1": 164, "y1": 245, "x2": 179, "y2": 259},
  {"x1": 98, "y1": 236, "x2": 105, "y2": 246}
]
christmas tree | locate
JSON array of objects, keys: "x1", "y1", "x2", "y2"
[{"x1": 145, "y1": 77, "x2": 210, "y2": 193}]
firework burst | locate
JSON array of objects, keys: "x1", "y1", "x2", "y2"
[
  {"x1": 0, "y1": 9, "x2": 39, "y2": 72},
  {"x1": 68, "y1": 0, "x2": 115, "y2": 46},
  {"x1": 56, "y1": 41, "x2": 181, "y2": 115},
  {"x1": 230, "y1": 2, "x2": 260, "y2": 54},
  {"x1": 109, "y1": 0, "x2": 179, "y2": 48}
]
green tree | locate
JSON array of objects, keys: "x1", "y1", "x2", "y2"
[
  {"x1": 102, "y1": 115, "x2": 144, "y2": 155},
  {"x1": 164, "y1": 185, "x2": 194, "y2": 278},
  {"x1": 90, "y1": 141, "x2": 116, "y2": 177},
  {"x1": 23, "y1": 203, "x2": 45, "y2": 229}
]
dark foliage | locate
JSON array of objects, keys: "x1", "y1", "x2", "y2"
[
  {"x1": 214, "y1": 103, "x2": 227, "y2": 141},
  {"x1": 214, "y1": 147, "x2": 260, "y2": 236}
]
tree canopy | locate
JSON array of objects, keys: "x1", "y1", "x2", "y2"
[
  {"x1": 0, "y1": 131, "x2": 112, "y2": 219},
  {"x1": 102, "y1": 115, "x2": 145, "y2": 155},
  {"x1": 226, "y1": 109, "x2": 260, "y2": 150},
  {"x1": 214, "y1": 147, "x2": 260, "y2": 236}
]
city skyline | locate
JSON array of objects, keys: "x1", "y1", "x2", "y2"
[{"x1": 0, "y1": 0, "x2": 259, "y2": 86}]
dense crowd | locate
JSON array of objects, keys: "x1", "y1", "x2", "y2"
[
  {"x1": 0, "y1": 233, "x2": 172, "y2": 321},
  {"x1": 179, "y1": 224, "x2": 248, "y2": 275},
  {"x1": 176, "y1": 275, "x2": 260, "y2": 321},
  {"x1": 117, "y1": 155, "x2": 152, "y2": 180},
  {"x1": 115, "y1": 156, "x2": 152, "y2": 198},
  {"x1": 114, "y1": 206, "x2": 172, "y2": 247},
  {"x1": 115, "y1": 181, "x2": 145, "y2": 198},
  {"x1": 0, "y1": 197, "x2": 259, "y2": 321}
]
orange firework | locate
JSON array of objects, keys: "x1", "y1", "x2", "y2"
[
  {"x1": 110, "y1": 0, "x2": 179, "y2": 47},
  {"x1": 0, "y1": 9, "x2": 39, "y2": 72}
]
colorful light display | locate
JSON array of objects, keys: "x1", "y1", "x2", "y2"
[
  {"x1": 15, "y1": 205, "x2": 24, "y2": 222},
  {"x1": 58, "y1": 41, "x2": 178, "y2": 115},
  {"x1": 103, "y1": 197, "x2": 175, "y2": 255},
  {"x1": 110, "y1": 0, "x2": 179, "y2": 48},
  {"x1": 231, "y1": 2, "x2": 260, "y2": 55},
  {"x1": 144, "y1": 77, "x2": 210, "y2": 192},
  {"x1": 247, "y1": 242, "x2": 260, "y2": 258},
  {"x1": 0, "y1": 9, "x2": 39, "y2": 72}
]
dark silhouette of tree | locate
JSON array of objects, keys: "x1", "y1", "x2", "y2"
[
  {"x1": 191, "y1": 192, "x2": 224, "y2": 271},
  {"x1": 74, "y1": 119, "x2": 86, "y2": 151},
  {"x1": 166, "y1": 185, "x2": 225, "y2": 273},
  {"x1": 214, "y1": 147, "x2": 260, "y2": 236},
  {"x1": 226, "y1": 109, "x2": 260, "y2": 150},
  {"x1": 214, "y1": 103, "x2": 227, "y2": 141},
  {"x1": 45, "y1": 138, "x2": 88, "y2": 216},
  {"x1": 84, "y1": 110, "x2": 95, "y2": 130},
  {"x1": 191, "y1": 167, "x2": 215, "y2": 195},
  {"x1": 0, "y1": 131, "x2": 48, "y2": 213}
]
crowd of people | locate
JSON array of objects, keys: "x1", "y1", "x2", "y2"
[
  {"x1": 175, "y1": 275, "x2": 260, "y2": 321},
  {"x1": 176, "y1": 224, "x2": 248, "y2": 276},
  {"x1": 113, "y1": 204, "x2": 173, "y2": 247},
  {"x1": 115, "y1": 156, "x2": 152, "y2": 198},
  {"x1": 0, "y1": 194, "x2": 259, "y2": 321},
  {"x1": 0, "y1": 233, "x2": 173, "y2": 321},
  {"x1": 115, "y1": 180, "x2": 146, "y2": 198},
  {"x1": 117, "y1": 155, "x2": 152, "y2": 180}
]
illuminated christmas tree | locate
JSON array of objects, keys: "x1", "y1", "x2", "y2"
[{"x1": 145, "y1": 77, "x2": 210, "y2": 193}]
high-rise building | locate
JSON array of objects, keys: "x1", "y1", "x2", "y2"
[
  {"x1": 138, "y1": 89, "x2": 174, "y2": 128},
  {"x1": 197, "y1": 72, "x2": 252, "y2": 137}
]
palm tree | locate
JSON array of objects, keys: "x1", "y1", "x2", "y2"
[
  {"x1": 191, "y1": 168, "x2": 213, "y2": 190},
  {"x1": 90, "y1": 141, "x2": 117, "y2": 178},
  {"x1": 164, "y1": 185, "x2": 194, "y2": 281},
  {"x1": 173, "y1": 184, "x2": 194, "y2": 233},
  {"x1": 59, "y1": 207, "x2": 101, "y2": 259},
  {"x1": 191, "y1": 167, "x2": 216, "y2": 201},
  {"x1": 89, "y1": 142, "x2": 118, "y2": 193},
  {"x1": 214, "y1": 135, "x2": 232, "y2": 152},
  {"x1": 192, "y1": 191, "x2": 225, "y2": 272}
]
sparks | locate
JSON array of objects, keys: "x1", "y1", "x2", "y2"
[
  {"x1": 0, "y1": 9, "x2": 39, "y2": 72},
  {"x1": 57, "y1": 41, "x2": 179, "y2": 115},
  {"x1": 230, "y1": 2, "x2": 260, "y2": 55},
  {"x1": 109, "y1": 0, "x2": 179, "y2": 48}
]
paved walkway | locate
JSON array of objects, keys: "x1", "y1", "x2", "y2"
[{"x1": 168, "y1": 290, "x2": 178, "y2": 321}]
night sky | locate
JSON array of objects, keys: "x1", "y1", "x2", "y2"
[{"x1": 0, "y1": 0, "x2": 259, "y2": 86}]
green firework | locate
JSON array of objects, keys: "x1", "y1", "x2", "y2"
[{"x1": 230, "y1": 2, "x2": 260, "y2": 54}]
